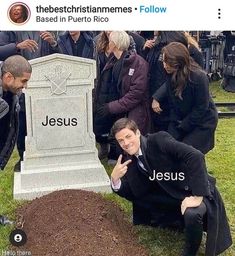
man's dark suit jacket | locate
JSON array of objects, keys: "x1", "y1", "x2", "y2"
[{"x1": 113, "y1": 131, "x2": 232, "y2": 256}]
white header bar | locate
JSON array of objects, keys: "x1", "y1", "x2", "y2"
[{"x1": 0, "y1": 0, "x2": 232, "y2": 30}]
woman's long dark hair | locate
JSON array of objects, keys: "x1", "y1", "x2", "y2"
[{"x1": 162, "y1": 42, "x2": 200, "y2": 99}]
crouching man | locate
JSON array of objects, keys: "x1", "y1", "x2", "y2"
[
  {"x1": 0, "y1": 55, "x2": 32, "y2": 224},
  {"x1": 110, "y1": 118, "x2": 232, "y2": 256}
]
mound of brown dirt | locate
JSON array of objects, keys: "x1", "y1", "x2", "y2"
[{"x1": 14, "y1": 190, "x2": 149, "y2": 256}]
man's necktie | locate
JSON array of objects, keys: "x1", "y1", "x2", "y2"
[{"x1": 137, "y1": 155, "x2": 148, "y2": 172}]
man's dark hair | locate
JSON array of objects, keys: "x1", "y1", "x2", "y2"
[
  {"x1": 1, "y1": 55, "x2": 32, "y2": 78},
  {"x1": 20, "y1": 5, "x2": 29, "y2": 22},
  {"x1": 111, "y1": 118, "x2": 138, "y2": 137}
]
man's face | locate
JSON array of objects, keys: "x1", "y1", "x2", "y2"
[
  {"x1": 11, "y1": 5, "x2": 23, "y2": 22},
  {"x1": 69, "y1": 31, "x2": 80, "y2": 37},
  {"x1": 3, "y1": 72, "x2": 31, "y2": 95},
  {"x1": 115, "y1": 128, "x2": 141, "y2": 155}
]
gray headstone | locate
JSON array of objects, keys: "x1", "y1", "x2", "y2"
[{"x1": 14, "y1": 54, "x2": 111, "y2": 199}]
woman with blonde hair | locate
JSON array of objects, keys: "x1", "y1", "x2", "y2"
[
  {"x1": 95, "y1": 31, "x2": 137, "y2": 77},
  {"x1": 94, "y1": 31, "x2": 150, "y2": 162}
]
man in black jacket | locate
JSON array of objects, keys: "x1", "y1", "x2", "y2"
[
  {"x1": 57, "y1": 31, "x2": 95, "y2": 59},
  {"x1": 0, "y1": 55, "x2": 31, "y2": 224},
  {"x1": 110, "y1": 118, "x2": 232, "y2": 256},
  {"x1": 0, "y1": 31, "x2": 58, "y2": 172}
]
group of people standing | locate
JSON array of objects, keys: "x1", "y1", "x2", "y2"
[
  {"x1": 0, "y1": 31, "x2": 232, "y2": 255},
  {"x1": 0, "y1": 30, "x2": 218, "y2": 161},
  {"x1": 92, "y1": 31, "x2": 230, "y2": 256},
  {"x1": 93, "y1": 31, "x2": 218, "y2": 162}
]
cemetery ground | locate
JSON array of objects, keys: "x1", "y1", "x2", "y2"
[{"x1": 0, "y1": 81, "x2": 234, "y2": 255}]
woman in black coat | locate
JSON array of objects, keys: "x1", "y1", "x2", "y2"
[
  {"x1": 152, "y1": 42, "x2": 218, "y2": 154},
  {"x1": 144, "y1": 31, "x2": 189, "y2": 132}
]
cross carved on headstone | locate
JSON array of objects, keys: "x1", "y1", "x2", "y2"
[{"x1": 45, "y1": 65, "x2": 71, "y2": 95}]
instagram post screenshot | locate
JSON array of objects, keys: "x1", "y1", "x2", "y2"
[{"x1": 0, "y1": 0, "x2": 234, "y2": 255}]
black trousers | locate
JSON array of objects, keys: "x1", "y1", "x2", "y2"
[
  {"x1": 17, "y1": 94, "x2": 26, "y2": 160},
  {"x1": 132, "y1": 195, "x2": 207, "y2": 256},
  {"x1": 183, "y1": 202, "x2": 207, "y2": 256}
]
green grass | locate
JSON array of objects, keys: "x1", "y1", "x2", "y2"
[
  {"x1": 0, "y1": 150, "x2": 25, "y2": 250},
  {"x1": 206, "y1": 118, "x2": 235, "y2": 256},
  {"x1": 0, "y1": 81, "x2": 234, "y2": 255},
  {"x1": 103, "y1": 81, "x2": 235, "y2": 255},
  {"x1": 210, "y1": 81, "x2": 235, "y2": 102}
]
